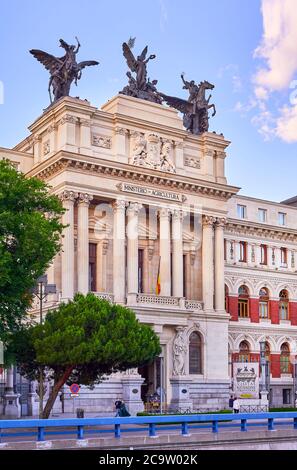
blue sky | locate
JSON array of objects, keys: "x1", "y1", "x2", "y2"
[{"x1": 0, "y1": 0, "x2": 296, "y2": 202}]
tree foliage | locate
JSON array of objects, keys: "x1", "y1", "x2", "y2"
[
  {"x1": 0, "y1": 160, "x2": 65, "y2": 338},
  {"x1": 8, "y1": 293, "x2": 161, "y2": 418}
]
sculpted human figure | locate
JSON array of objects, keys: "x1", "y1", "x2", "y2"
[
  {"x1": 159, "y1": 141, "x2": 176, "y2": 173},
  {"x1": 30, "y1": 37, "x2": 99, "y2": 103},
  {"x1": 172, "y1": 328, "x2": 187, "y2": 376}
]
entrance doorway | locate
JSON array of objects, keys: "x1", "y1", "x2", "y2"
[{"x1": 138, "y1": 356, "x2": 165, "y2": 406}]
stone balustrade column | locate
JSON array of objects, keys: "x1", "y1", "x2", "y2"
[
  {"x1": 159, "y1": 208, "x2": 171, "y2": 296},
  {"x1": 60, "y1": 190, "x2": 77, "y2": 300},
  {"x1": 127, "y1": 202, "x2": 142, "y2": 294},
  {"x1": 113, "y1": 200, "x2": 127, "y2": 303},
  {"x1": 202, "y1": 215, "x2": 215, "y2": 311},
  {"x1": 77, "y1": 193, "x2": 93, "y2": 294},
  {"x1": 214, "y1": 218, "x2": 226, "y2": 312},
  {"x1": 172, "y1": 209, "x2": 184, "y2": 297}
]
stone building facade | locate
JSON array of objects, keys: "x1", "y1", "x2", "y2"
[{"x1": 0, "y1": 94, "x2": 296, "y2": 415}]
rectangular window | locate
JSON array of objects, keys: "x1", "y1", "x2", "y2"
[
  {"x1": 237, "y1": 204, "x2": 246, "y2": 219},
  {"x1": 259, "y1": 301, "x2": 268, "y2": 319},
  {"x1": 260, "y1": 244, "x2": 267, "y2": 265},
  {"x1": 278, "y1": 212, "x2": 286, "y2": 226},
  {"x1": 138, "y1": 249, "x2": 144, "y2": 293},
  {"x1": 89, "y1": 243, "x2": 97, "y2": 292},
  {"x1": 258, "y1": 208, "x2": 267, "y2": 223},
  {"x1": 283, "y1": 389, "x2": 291, "y2": 405},
  {"x1": 238, "y1": 299, "x2": 249, "y2": 318},
  {"x1": 239, "y1": 241, "x2": 247, "y2": 262},
  {"x1": 280, "y1": 247, "x2": 287, "y2": 266}
]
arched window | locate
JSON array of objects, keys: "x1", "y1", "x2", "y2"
[
  {"x1": 259, "y1": 287, "x2": 269, "y2": 319},
  {"x1": 239, "y1": 340, "x2": 250, "y2": 362},
  {"x1": 189, "y1": 332, "x2": 202, "y2": 374},
  {"x1": 280, "y1": 343, "x2": 290, "y2": 373},
  {"x1": 225, "y1": 284, "x2": 229, "y2": 313},
  {"x1": 238, "y1": 285, "x2": 249, "y2": 318},
  {"x1": 279, "y1": 289, "x2": 289, "y2": 320}
]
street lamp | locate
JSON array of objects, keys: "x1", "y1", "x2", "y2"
[
  {"x1": 31, "y1": 274, "x2": 56, "y2": 418},
  {"x1": 259, "y1": 340, "x2": 268, "y2": 395}
]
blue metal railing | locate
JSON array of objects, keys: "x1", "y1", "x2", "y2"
[{"x1": 1, "y1": 412, "x2": 297, "y2": 443}]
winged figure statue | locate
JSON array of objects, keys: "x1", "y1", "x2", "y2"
[
  {"x1": 160, "y1": 74, "x2": 216, "y2": 135},
  {"x1": 120, "y1": 38, "x2": 162, "y2": 104},
  {"x1": 30, "y1": 37, "x2": 99, "y2": 103}
]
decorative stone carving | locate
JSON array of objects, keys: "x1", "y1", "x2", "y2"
[
  {"x1": 92, "y1": 134, "x2": 112, "y2": 149},
  {"x1": 159, "y1": 139, "x2": 176, "y2": 173},
  {"x1": 131, "y1": 132, "x2": 149, "y2": 167},
  {"x1": 59, "y1": 114, "x2": 77, "y2": 125},
  {"x1": 251, "y1": 245, "x2": 255, "y2": 263},
  {"x1": 130, "y1": 133, "x2": 176, "y2": 173},
  {"x1": 202, "y1": 215, "x2": 215, "y2": 226},
  {"x1": 126, "y1": 201, "x2": 143, "y2": 215},
  {"x1": 112, "y1": 199, "x2": 127, "y2": 212},
  {"x1": 172, "y1": 327, "x2": 187, "y2": 376},
  {"x1": 216, "y1": 217, "x2": 227, "y2": 227},
  {"x1": 292, "y1": 251, "x2": 295, "y2": 268},
  {"x1": 115, "y1": 126, "x2": 128, "y2": 135},
  {"x1": 77, "y1": 193, "x2": 93, "y2": 205},
  {"x1": 230, "y1": 241, "x2": 234, "y2": 260},
  {"x1": 43, "y1": 140, "x2": 50, "y2": 156},
  {"x1": 59, "y1": 190, "x2": 78, "y2": 202},
  {"x1": 184, "y1": 156, "x2": 201, "y2": 169}
]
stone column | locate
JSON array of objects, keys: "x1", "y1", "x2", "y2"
[
  {"x1": 58, "y1": 114, "x2": 77, "y2": 152},
  {"x1": 159, "y1": 208, "x2": 171, "y2": 296},
  {"x1": 143, "y1": 241, "x2": 154, "y2": 294},
  {"x1": 214, "y1": 218, "x2": 226, "y2": 312},
  {"x1": 202, "y1": 215, "x2": 215, "y2": 311},
  {"x1": 77, "y1": 193, "x2": 93, "y2": 294},
  {"x1": 113, "y1": 200, "x2": 126, "y2": 303},
  {"x1": 127, "y1": 202, "x2": 142, "y2": 297},
  {"x1": 96, "y1": 239, "x2": 109, "y2": 292},
  {"x1": 172, "y1": 209, "x2": 184, "y2": 297},
  {"x1": 80, "y1": 119, "x2": 92, "y2": 156},
  {"x1": 114, "y1": 127, "x2": 128, "y2": 163},
  {"x1": 3, "y1": 367, "x2": 21, "y2": 418},
  {"x1": 60, "y1": 190, "x2": 77, "y2": 300},
  {"x1": 215, "y1": 151, "x2": 227, "y2": 184}
]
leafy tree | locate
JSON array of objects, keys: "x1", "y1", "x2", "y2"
[
  {"x1": 8, "y1": 293, "x2": 161, "y2": 418},
  {"x1": 0, "y1": 160, "x2": 65, "y2": 338}
]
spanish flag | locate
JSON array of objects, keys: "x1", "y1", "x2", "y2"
[{"x1": 156, "y1": 256, "x2": 161, "y2": 295}]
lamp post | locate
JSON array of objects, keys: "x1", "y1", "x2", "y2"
[
  {"x1": 259, "y1": 340, "x2": 267, "y2": 394},
  {"x1": 31, "y1": 274, "x2": 56, "y2": 418}
]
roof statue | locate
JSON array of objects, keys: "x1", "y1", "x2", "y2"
[
  {"x1": 160, "y1": 74, "x2": 216, "y2": 135},
  {"x1": 120, "y1": 37, "x2": 162, "y2": 104},
  {"x1": 30, "y1": 37, "x2": 99, "y2": 103}
]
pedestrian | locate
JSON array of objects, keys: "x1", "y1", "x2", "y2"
[
  {"x1": 119, "y1": 400, "x2": 131, "y2": 417},
  {"x1": 229, "y1": 395, "x2": 234, "y2": 409},
  {"x1": 114, "y1": 398, "x2": 122, "y2": 417},
  {"x1": 233, "y1": 396, "x2": 240, "y2": 414}
]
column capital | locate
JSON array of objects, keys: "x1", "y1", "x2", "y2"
[
  {"x1": 59, "y1": 190, "x2": 78, "y2": 203},
  {"x1": 112, "y1": 199, "x2": 127, "y2": 212},
  {"x1": 77, "y1": 192, "x2": 93, "y2": 205},
  {"x1": 202, "y1": 215, "x2": 216, "y2": 227},
  {"x1": 215, "y1": 217, "x2": 227, "y2": 227},
  {"x1": 158, "y1": 207, "x2": 171, "y2": 219},
  {"x1": 172, "y1": 208, "x2": 184, "y2": 221},
  {"x1": 115, "y1": 126, "x2": 128, "y2": 135},
  {"x1": 127, "y1": 202, "x2": 143, "y2": 215}
]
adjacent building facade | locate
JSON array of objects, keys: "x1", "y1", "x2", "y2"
[{"x1": 0, "y1": 94, "x2": 296, "y2": 415}]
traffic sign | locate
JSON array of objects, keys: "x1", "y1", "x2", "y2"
[{"x1": 69, "y1": 383, "x2": 80, "y2": 394}]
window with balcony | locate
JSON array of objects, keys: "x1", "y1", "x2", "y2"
[
  {"x1": 238, "y1": 285, "x2": 249, "y2": 318},
  {"x1": 280, "y1": 343, "x2": 291, "y2": 374},
  {"x1": 239, "y1": 241, "x2": 247, "y2": 262},
  {"x1": 189, "y1": 332, "x2": 202, "y2": 374},
  {"x1": 280, "y1": 247, "x2": 287, "y2": 266},
  {"x1": 279, "y1": 289, "x2": 289, "y2": 320},
  {"x1": 259, "y1": 287, "x2": 269, "y2": 319},
  {"x1": 237, "y1": 204, "x2": 246, "y2": 219},
  {"x1": 260, "y1": 244, "x2": 267, "y2": 265},
  {"x1": 278, "y1": 212, "x2": 286, "y2": 226},
  {"x1": 258, "y1": 208, "x2": 267, "y2": 223}
]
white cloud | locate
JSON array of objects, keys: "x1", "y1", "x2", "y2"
[{"x1": 251, "y1": 0, "x2": 297, "y2": 142}]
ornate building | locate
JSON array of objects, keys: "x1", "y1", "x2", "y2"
[{"x1": 0, "y1": 94, "x2": 296, "y2": 415}]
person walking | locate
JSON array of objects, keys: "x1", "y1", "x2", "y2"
[
  {"x1": 119, "y1": 400, "x2": 131, "y2": 417},
  {"x1": 233, "y1": 397, "x2": 240, "y2": 414}
]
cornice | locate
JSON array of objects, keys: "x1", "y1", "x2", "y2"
[
  {"x1": 26, "y1": 151, "x2": 239, "y2": 201},
  {"x1": 226, "y1": 218, "x2": 297, "y2": 241}
]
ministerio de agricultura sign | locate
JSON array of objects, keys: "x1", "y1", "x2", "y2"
[{"x1": 117, "y1": 182, "x2": 186, "y2": 203}]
